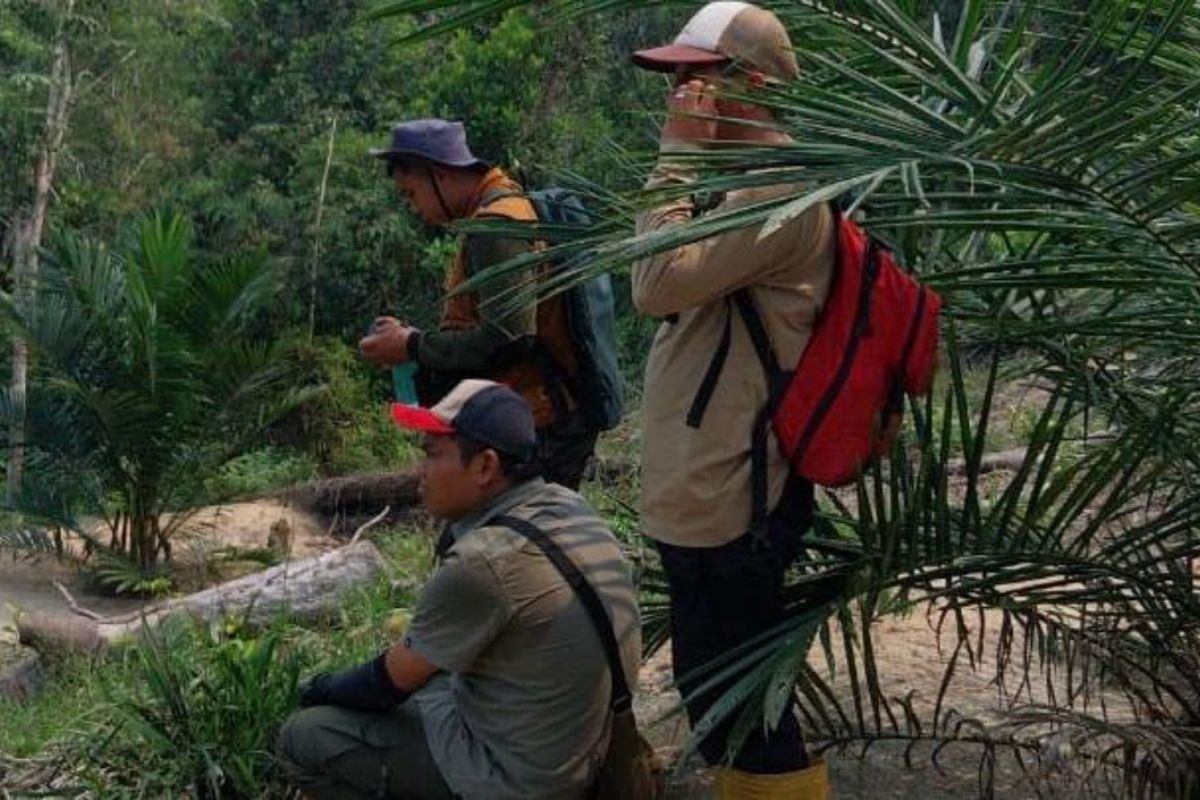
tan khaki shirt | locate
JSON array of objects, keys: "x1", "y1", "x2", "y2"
[{"x1": 634, "y1": 149, "x2": 835, "y2": 547}]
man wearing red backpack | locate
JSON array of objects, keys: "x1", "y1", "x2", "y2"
[{"x1": 631, "y1": 3, "x2": 834, "y2": 797}]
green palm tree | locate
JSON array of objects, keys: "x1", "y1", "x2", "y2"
[
  {"x1": 0, "y1": 212, "x2": 316, "y2": 571},
  {"x1": 373, "y1": 1, "x2": 1200, "y2": 795}
]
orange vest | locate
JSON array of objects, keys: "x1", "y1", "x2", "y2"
[{"x1": 440, "y1": 169, "x2": 578, "y2": 428}]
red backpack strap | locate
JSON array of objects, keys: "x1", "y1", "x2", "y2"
[{"x1": 887, "y1": 285, "x2": 930, "y2": 411}]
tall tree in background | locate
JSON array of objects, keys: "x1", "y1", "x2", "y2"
[{"x1": 3, "y1": 0, "x2": 76, "y2": 505}]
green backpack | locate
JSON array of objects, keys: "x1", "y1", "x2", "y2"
[{"x1": 526, "y1": 189, "x2": 625, "y2": 431}]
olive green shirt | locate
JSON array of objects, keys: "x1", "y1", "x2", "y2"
[
  {"x1": 406, "y1": 478, "x2": 641, "y2": 800},
  {"x1": 414, "y1": 234, "x2": 536, "y2": 371}
]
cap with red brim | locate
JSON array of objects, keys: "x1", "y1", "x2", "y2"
[
  {"x1": 391, "y1": 403, "x2": 454, "y2": 435},
  {"x1": 632, "y1": 44, "x2": 730, "y2": 72}
]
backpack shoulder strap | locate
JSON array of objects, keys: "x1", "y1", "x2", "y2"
[
  {"x1": 494, "y1": 515, "x2": 632, "y2": 712},
  {"x1": 731, "y1": 289, "x2": 783, "y2": 381},
  {"x1": 685, "y1": 298, "x2": 734, "y2": 429},
  {"x1": 476, "y1": 187, "x2": 533, "y2": 220},
  {"x1": 685, "y1": 288, "x2": 783, "y2": 428}
]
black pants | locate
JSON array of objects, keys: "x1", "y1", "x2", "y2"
[
  {"x1": 537, "y1": 415, "x2": 598, "y2": 491},
  {"x1": 655, "y1": 478, "x2": 814, "y2": 773}
]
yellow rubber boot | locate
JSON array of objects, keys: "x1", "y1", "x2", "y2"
[{"x1": 713, "y1": 757, "x2": 830, "y2": 799}]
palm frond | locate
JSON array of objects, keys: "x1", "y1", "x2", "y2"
[
  {"x1": 0, "y1": 525, "x2": 57, "y2": 557},
  {"x1": 7, "y1": 211, "x2": 319, "y2": 569},
  {"x1": 376, "y1": 1, "x2": 1200, "y2": 792}
]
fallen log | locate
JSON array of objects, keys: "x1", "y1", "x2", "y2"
[
  {"x1": 17, "y1": 540, "x2": 386, "y2": 656},
  {"x1": 946, "y1": 447, "x2": 1030, "y2": 476},
  {"x1": 0, "y1": 643, "x2": 43, "y2": 701},
  {"x1": 274, "y1": 469, "x2": 421, "y2": 515}
]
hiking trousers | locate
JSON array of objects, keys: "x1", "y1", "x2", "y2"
[
  {"x1": 537, "y1": 414, "x2": 598, "y2": 491},
  {"x1": 277, "y1": 703, "x2": 456, "y2": 800},
  {"x1": 654, "y1": 478, "x2": 814, "y2": 773}
]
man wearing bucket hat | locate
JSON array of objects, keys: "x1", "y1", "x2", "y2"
[
  {"x1": 277, "y1": 379, "x2": 641, "y2": 800},
  {"x1": 359, "y1": 119, "x2": 599, "y2": 490},
  {"x1": 631, "y1": 3, "x2": 834, "y2": 798}
]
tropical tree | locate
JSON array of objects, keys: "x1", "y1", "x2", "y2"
[
  {"x1": 0, "y1": 212, "x2": 316, "y2": 570},
  {"x1": 378, "y1": 1, "x2": 1200, "y2": 796},
  {"x1": 3, "y1": 0, "x2": 79, "y2": 506}
]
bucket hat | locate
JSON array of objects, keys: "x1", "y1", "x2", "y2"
[{"x1": 369, "y1": 119, "x2": 489, "y2": 170}]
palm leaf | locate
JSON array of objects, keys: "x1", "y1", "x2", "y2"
[{"x1": 376, "y1": 1, "x2": 1200, "y2": 793}]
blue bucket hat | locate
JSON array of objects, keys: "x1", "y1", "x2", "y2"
[{"x1": 369, "y1": 119, "x2": 489, "y2": 170}]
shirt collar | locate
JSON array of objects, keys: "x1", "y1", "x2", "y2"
[
  {"x1": 446, "y1": 477, "x2": 546, "y2": 543},
  {"x1": 467, "y1": 167, "x2": 520, "y2": 215}
]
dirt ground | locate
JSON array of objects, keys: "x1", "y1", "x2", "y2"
[
  {"x1": 0, "y1": 493, "x2": 1153, "y2": 799},
  {"x1": 0, "y1": 500, "x2": 329, "y2": 643},
  {"x1": 634, "y1": 610, "x2": 1136, "y2": 800}
]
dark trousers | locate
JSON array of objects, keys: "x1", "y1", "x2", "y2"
[
  {"x1": 277, "y1": 704, "x2": 456, "y2": 800},
  {"x1": 655, "y1": 478, "x2": 814, "y2": 773},
  {"x1": 537, "y1": 415, "x2": 598, "y2": 491}
]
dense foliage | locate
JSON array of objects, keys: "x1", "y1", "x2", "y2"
[
  {"x1": 4, "y1": 0, "x2": 1200, "y2": 798},
  {"x1": 0, "y1": 212, "x2": 313, "y2": 567},
  {"x1": 2, "y1": 0, "x2": 672, "y2": 343}
]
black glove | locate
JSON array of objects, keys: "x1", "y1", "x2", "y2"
[{"x1": 298, "y1": 652, "x2": 410, "y2": 712}]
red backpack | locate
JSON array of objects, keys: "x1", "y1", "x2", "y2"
[{"x1": 688, "y1": 207, "x2": 941, "y2": 530}]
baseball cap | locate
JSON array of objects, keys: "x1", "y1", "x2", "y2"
[
  {"x1": 632, "y1": 2, "x2": 799, "y2": 82},
  {"x1": 391, "y1": 379, "x2": 537, "y2": 462}
]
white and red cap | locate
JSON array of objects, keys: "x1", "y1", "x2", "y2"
[
  {"x1": 633, "y1": 2, "x2": 799, "y2": 82},
  {"x1": 391, "y1": 379, "x2": 537, "y2": 461}
]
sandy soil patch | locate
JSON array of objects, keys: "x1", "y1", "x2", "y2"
[
  {"x1": 1, "y1": 500, "x2": 331, "y2": 636},
  {"x1": 634, "y1": 608, "x2": 1136, "y2": 800}
]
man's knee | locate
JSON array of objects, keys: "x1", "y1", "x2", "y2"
[
  {"x1": 275, "y1": 705, "x2": 364, "y2": 791},
  {"x1": 276, "y1": 707, "x2": 325, "y2": 776}
]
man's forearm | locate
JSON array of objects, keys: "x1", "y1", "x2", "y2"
[
  {"x1": 411, "y1": 324, "x2": 517, "y2": 372},
  {"x1": 298, "y1": 652, "x2": 411, "y2": 711},
  {"x1": 417, "y1": 232, "x2": 537, "y2": 371},
  {"x1": 297, "y1": 643, "x2": 438, "y2": 711}
]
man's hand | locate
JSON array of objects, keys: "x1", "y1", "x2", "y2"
[
  {"x1": 359, "y1": 316, "x2": 418, "y2": 366},
  {"x1": 661, "y1": 79, "x2": 719, "y2": 146},
  {"x1": 298, "y1": 653, "x2": 409, "y2": 712}
]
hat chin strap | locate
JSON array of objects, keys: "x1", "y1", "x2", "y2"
[{"x1": 427, "y1": 167, "x2": 456, "y2": 221}]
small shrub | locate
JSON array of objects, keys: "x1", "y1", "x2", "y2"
[
  {"x1": 0, "y1": 525, "x2": 437, "y2": 797},
  {"x1": 0, "y1": 652, "x2": 113, "y2": 761},
  {"x1": 81, "y1": 548, "x2": 176, "y2": 598},
  {"x1": 281, "y1": 337, "x2": 420, "y2": 475},
  {"x1": 81, "y1": 621, "x2": 308, "y2": 799},
  {"x1": 202, "y1": 447, "x2": 320, "y2": 501}
]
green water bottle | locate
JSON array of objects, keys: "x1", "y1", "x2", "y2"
[{"x1": 392, "y1": 362, "x2": 419, "y2": 406}]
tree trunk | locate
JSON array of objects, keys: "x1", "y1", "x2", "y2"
[
  {"x1": 275, "y1": 468, "x2": 422, "y2": 515},
  {"x1": 17, "y1": 540, "x2": 388, "y2": 655},
  {"x1": 309, "y1": 116, "x2": 337, "y2": 340},
  {"x1": 6, "y1": 4, "x2": 75, "y2": 506}
]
